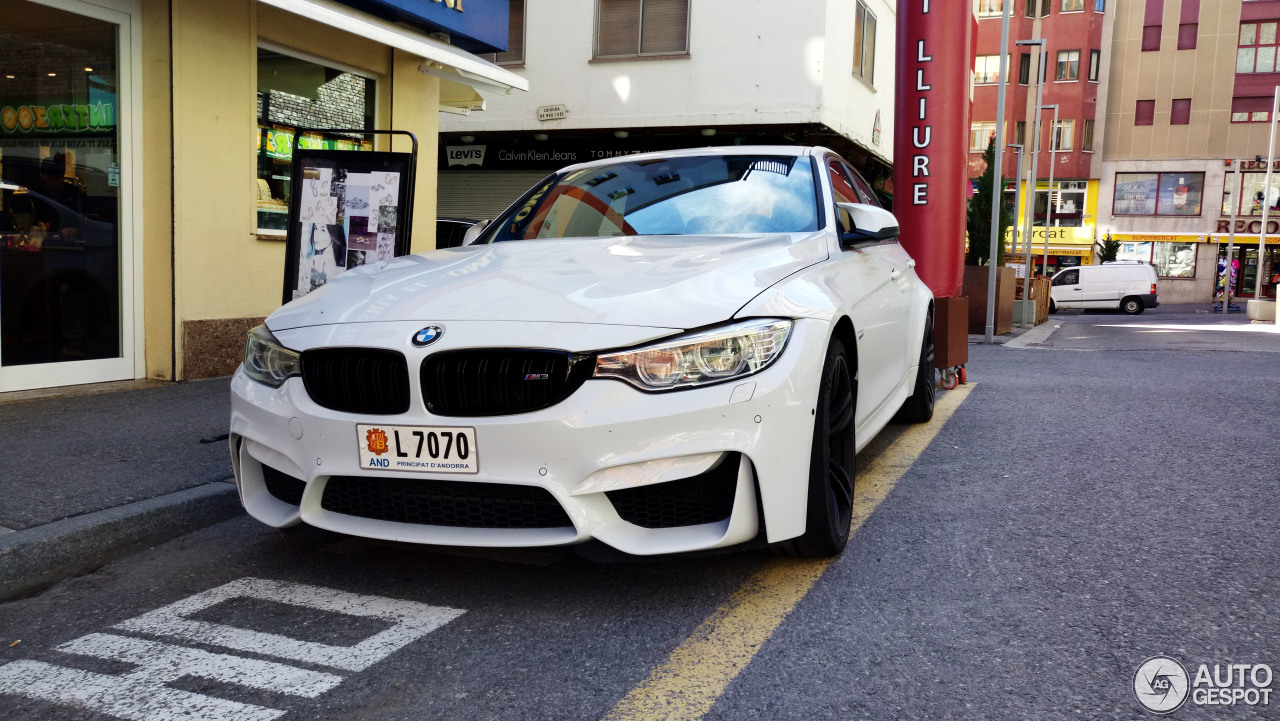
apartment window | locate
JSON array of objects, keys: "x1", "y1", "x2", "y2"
[
  {"x1": 975, "y1": 54, "x2": 1009, "y2": 84},
  {"x1": 1042, "y1": 0, "x2": 1051, "y2": 16},
  {"x1": 1019, "y1": 53, "x2": 1031, "y2": 84},
  {"x1": 1237, "y1": 22, "x2": 1279, "y2": 74},
  {"x1": 1135, "y1": 99, "x2": 1155, "y2": 125},
  {"x1": 1062, "y1": 0, "x2": 1084, "y2": 11},
  {"x1": 1051, "y1": 120, "x2": 1075, "y2": 151},
  {"x1": 853, "y1": 2, "x2": 877, "y2": 84},
  {"x1": 595, "y1": 0, "x2": 689, "y2": 59},
  {"x1": 1088, "y1": 49, "x2": 1100, "y2": 81},
  {"x1": 1232, "y1": 97, "x2": 1275, "y2": 122},
  {"x1": 1025, "y1": 0, "x2": 1036, "y2": 18},
  {"x1": 1171, "y1": 98, "x2": 1191, "y2": 124},
  {"x1": 1178, "y1": 0, "x2": 1199, "y2": 49},
  {"x1": 978, "y1": 0, "x2": 1005, "y2": 17},
  {"x1": 970, "y1": 121, "x2": 999, "y2": 151},
  {"x1": 1015, "y1": 120, "x2": 1027, "y2": 146},
  {"x1": 1143, "y1": 0, "x2": 1164, "y2": 51},
  {"x1": 1081, "y1": 119, "x2": 1095, "y2": 151},
  {"x1": 1114, "y1": 172, "x2": 1203, "y2": 216},
  {"x1": 1095, "y1": 0, "x2": 1105, "y2": 10},
  {"x1": 479, "y1": 0, "x2": 525, "y2": 65},
  {"x1": 1223, "y1": 172, "x2": 1280, "y2": 215},
  {"x1": 1056, "y1": 50, "x2": 1080, "y2": 80}
]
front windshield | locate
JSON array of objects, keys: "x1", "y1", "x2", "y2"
[{"x1": 485, "y1": 154, "x2": 819, "y2": 242}]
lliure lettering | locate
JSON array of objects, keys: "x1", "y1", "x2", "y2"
[{"x1": 912, "y1": 0, "x2": 933, "y2": 206}]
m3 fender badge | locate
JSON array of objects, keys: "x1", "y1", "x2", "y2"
[{"x1": 412, "y1": 325, "x2": 444, "y2": 347}]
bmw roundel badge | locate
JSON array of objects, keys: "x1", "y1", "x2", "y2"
[{"x1": 412, "y1": 325, "x2": 444, "y2": 347}]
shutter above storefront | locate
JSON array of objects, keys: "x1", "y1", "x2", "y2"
[
  {"x1": 438, "y1": 171, "x2": 550, "y2": 221},
  {"x1": 258, "y1": 0, "x2": 528, "y2": 99}
]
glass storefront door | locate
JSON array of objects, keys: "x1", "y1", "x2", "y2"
[
  {"x1": 1218, "y1": 246, "x2": 1280, "y2": 300},
  {"x1": 1, "y1": 0, "x2": 133, "y2": 391}
]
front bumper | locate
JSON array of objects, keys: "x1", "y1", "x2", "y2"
[{"x1": 229, "y1": 318, "x2": 830, "y2": 555}]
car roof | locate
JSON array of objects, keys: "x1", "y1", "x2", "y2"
[{"x1": 555, "y1": 145, "x2": 822, "y2": 175}]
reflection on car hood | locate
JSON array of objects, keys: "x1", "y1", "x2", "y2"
[{"x1": 267, "y1": 232, "x2": 829, "y2": 331}]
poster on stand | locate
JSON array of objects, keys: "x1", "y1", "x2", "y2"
[{"x1": 282, "y1": 149, "x2": 415, "y2": 305}]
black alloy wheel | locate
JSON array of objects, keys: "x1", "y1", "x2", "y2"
[
  {"x1": 896, "y1": 310, "x2": 936, "y2": 424},
  {"x1": 781, "y1": 338, "x2": 856, "y2": 557}
]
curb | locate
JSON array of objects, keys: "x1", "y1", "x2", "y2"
[
  {"x1": 0, "y1": 481, "x2": 242, "y2": 602},
  {"x1": 1003, "y1": 320, "x2": 1063, "y2": 349}
]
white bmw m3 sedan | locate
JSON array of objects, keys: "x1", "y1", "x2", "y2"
[{"x1": 230, "y1": 146, "x2": 936, "y2": 557}]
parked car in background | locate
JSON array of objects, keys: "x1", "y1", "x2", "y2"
[
  {"x1": 1050, "y1": 261, "x2": 1159, "y2": 315},
  {"x1": 435, "y1": 216, "x2": 478, "y2": 249},
  {"x1": 230, "y1": 146, "x2": 935, "y2": 558}
]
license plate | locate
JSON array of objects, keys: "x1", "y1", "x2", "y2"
[{"x1": 356, "y1": 424, "x2": 478, "y2": 474}]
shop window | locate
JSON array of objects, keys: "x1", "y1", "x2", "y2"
[
  {"x1": 1062, "y1": 0, "x2": 1084, "y2": 12},
  {"x1": 1221, "y1": 171, "x2": 1280, "y2": 216},
  {"x1": 975, "y1": 54, "x2": 1009, "y2": 84},
  {"x1": 480, "y1": 0, "x2": 525, "y2": 66},
  {"x1": 1153, "y1": 241, "x2": 1196, "y2": 278},
  {"x1": 853, "y1": 2, "x2": 877, "y2": 85},
  {"x1": 1237, "y1": 22, "x2": 1280, "y2": 73},
  {"x1": 1035, "y1": 180, "x2": 1087, "y2": 225},
  {"x1": 1088, "y1": 49, "x2": 1100, "y2": 81},
  {"x1": 1056, "y1": 50, "x2": 1080, "y2": 81},
  {"x1": 1081, "y1": 119, "x2": 1094, "y2": 151},
  {"x1": 978, "y1": 0, "x2": 1005, "y2": 17},
  {"x1": 1135, "y1": 99, "x2": 1155, "y2": 126},
  {"x1": 1171, "y1": 98, "x2": 1191, "y2": 125},
  {"x1": 1113, "y1": 172, "x2": 1203, "y2": 216},
  {"x1": 595, "y1": 0, "x2": 689, "y2": 59},
  {"x1": 256, "y1": 49, "x2": 375, "y2": 239}
]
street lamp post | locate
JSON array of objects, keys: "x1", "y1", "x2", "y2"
[
  {"x1": 984, "y1": 0, "x2": 1014, "y2": 344},
  {"x1": 1016, "y1": 38, "x2": 1046, "y2": 326},
  {"x1": 1258, "y1": 86, "x2": 1279, "y2": 304},
  {"x1": 1040, "y1": 103, "x2": 1059, "y2": 278}
]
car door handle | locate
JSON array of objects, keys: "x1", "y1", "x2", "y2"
[{"x1": 890, "y1": 267, "x2": 903, "y2": 280}]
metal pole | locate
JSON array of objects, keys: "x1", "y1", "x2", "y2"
[
  {"x1": 1224, "y1": 161, "x2": 1241, "y2": 315},
  {"x1": 1257, "y1": 87, "x2": 1279, "y2": 298},
  {"x1": 1009, "y1": 144, "x2": 1024, "y2": 265},
  {"x1": 984, "y1": 0, "x2": 1013, "y2": 344},
  {"x1": 1042, "y1": 104, "x2": 1059, "y2": 278},
  {"x1": 1016, "y1": 39, "x2": 1046, "y2": 326}
]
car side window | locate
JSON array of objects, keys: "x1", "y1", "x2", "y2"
[
  {"x1": 828, "y1": 160, "x2": 858, "y2": 207},
  {"x1": 843, "y1": 162, "x2": 880, "y2": 207},
  {"x1": 1054, "y1": 269, "x2": 1079, "y2": 286}
]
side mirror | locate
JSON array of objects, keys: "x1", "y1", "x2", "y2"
[
  {"x1": 461, "y1": 218, "x2": 491, "y2": 245},
  {"x1": 836, "y1": 202, "x2": 899, "y2": 245}
]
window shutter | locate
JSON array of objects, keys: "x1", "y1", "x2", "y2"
[
  {"x1": 497, "y1": 0, "x2": 525, "y2": 63},
  {"x1": 640, "y1": 0, "x2": 689, "y2": 54},
  {"x1": 598, "y1": 0, "x2": 642, "y2": 57}
]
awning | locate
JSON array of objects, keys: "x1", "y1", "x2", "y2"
[{"x1": 258, "y1": 0, "x2": 528, "y2": 99}]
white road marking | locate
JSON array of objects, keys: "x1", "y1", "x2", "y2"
[
  {"x1": 0, "y1": 659, "x2": 284, "y2": 721},
  {"x1": 59, "y1": 633, "x2": 344, "y2": 697},
  {"x1": 0, "y1": 577, "x2": 466, "y2": 719},
  {"x1": 114, "y1": 577, "x2": 465, "y2": 671}
]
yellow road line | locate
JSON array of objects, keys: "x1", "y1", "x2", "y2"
[{"x1": 601, "y1": 383, "x2": 977, "y2": 721}]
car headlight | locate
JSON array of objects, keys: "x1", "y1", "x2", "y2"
[
  {"x1": 243, "y1": 325, "x2": 301, "y2": 388},
  {"x1": 594, "y1": 319, "x2": 792, "y2": 391}
]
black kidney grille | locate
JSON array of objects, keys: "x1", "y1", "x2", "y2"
[
  {"x1": 420, "y1": 350, "x2": 592, "y2": 417},
  {"x1": 262, "y1": 464, "x2": 306, "y2": 506},
  {"x1": 301, "y1": 348, "x2": 410, "y2": 415},
  {"x1": 606, "y1": 454, "x2": 740, "y2": 529},
  {"x1": 321, "y1": 476, "x2": 573, "y2": 529}
]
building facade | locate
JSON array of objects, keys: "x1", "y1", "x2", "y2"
[
  {"x1": 970, "y1": 0, "x2": 1115, "y2": 276},
  {"x1": 1098, "y1": 0, "x2": 1280, "y2": 304},
  {"x1": 1, "y1": 0, "x2": 523, "y2": 392},
  {"x1": 436, "y1": 0, "x2": 897, "y2": 221}
]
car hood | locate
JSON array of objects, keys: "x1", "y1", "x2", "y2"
[{"x1": 267, "y1": 233, "x2": 829, "y2": 331}]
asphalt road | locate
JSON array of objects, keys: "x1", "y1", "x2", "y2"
[{"x1": 2, "y1": 312, "x2": 1278, "y2": 720}]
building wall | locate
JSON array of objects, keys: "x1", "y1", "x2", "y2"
[
  {"x1": 141, "y1": 0, "x2": 173, "y2": 379},
  {"x1": 440, "y1": 0, "x2": 894, "y2": 165}
]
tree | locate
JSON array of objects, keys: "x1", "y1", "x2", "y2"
[
  {"x1": 1098, "y1": 232, "x2": 1121, "y2": 262},
  {"x1": 966, "y1": 136, "x2": 1013, "y2": 266}
]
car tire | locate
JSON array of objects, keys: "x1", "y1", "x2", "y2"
[
  {"x1": 779, "y1": 338, "x2": 856, "y2": 558},
  {"x1": 1049, "y1": 299, "x2": 1058, "y2": 314},
  {"x1": 895, "y1": 311, "x2": 935, "y2": 424},
  {"x1": 1122, "y1": 296, "x2": 1144, "y2": 315}
]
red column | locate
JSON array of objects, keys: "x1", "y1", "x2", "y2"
[{"x1": 893, "y1": 0, "x2": 971, "y2": 299}]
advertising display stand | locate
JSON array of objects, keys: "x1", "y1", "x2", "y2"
[{"x1": 281, "y1": 129, "x2": 418, "y2": 305}]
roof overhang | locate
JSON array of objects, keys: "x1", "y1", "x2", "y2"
[{"x1": 258, "y1": 0, "x2": 528, "y2": 102}]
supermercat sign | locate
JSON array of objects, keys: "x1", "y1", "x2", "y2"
[{"x1": 342, "y1": 0, "x2": 509, "y2": 53}]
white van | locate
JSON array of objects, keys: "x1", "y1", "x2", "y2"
[{"x1": 1049, "y1": 262, "x2": 1159, "y2": 315}]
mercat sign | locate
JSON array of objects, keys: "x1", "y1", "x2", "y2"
[{"x1": 1, "y1": 102, "x2": 115, "y2": 134}]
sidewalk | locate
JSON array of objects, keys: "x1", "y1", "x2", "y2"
[{"x1": 0, "y1": 377, "x2": 242, "y2": 600}]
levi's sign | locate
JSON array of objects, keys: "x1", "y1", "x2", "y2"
[{"x1": 446, "y1": 145, "x2": 486, "y2": 167}]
